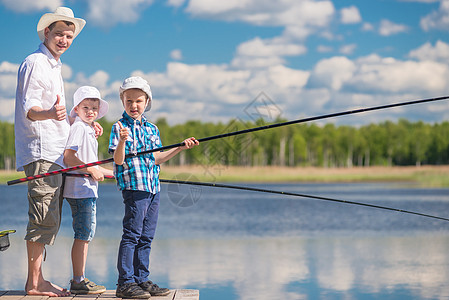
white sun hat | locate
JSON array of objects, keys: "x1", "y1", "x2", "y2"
[
  {"x1": 119, "y1": 76, "x2": 153, "y2": 111},
  {"x1": 71, "y1": 86, "x2": 109, "y2": 120},
  {"x1": 37, "y1": 7, "x2": 86, "y2": 42}
]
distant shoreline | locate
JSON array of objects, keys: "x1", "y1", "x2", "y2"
[
  {"x1": 2, "y1": 165, "x2": 449, "y2": 187},
  {"x1": 160, "y1": 165, "x2": 449, "y2": 187}
]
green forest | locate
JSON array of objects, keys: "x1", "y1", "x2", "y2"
[{"x1": 1, "y1": 118, "x2": 449, "y2": 170}]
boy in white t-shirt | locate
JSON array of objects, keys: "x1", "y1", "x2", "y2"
[{"x1": 63, "y1": 86, "x2": 113, "y2": 294}]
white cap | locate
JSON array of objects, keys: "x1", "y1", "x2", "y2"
[
  {"x1": 71, "y1": 86, "x2": 109, "y2": 119},
  {"x1": 119, "y1": 76, "x2": 152, "y2": 111},
  {"x1": 37, "y1": 7, "x2": 86, "y2": 42}
]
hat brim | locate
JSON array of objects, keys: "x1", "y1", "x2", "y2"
[
  {"x1": 37, "y1": 14, "x2": 86, "y2": 42},
  {"x1": 97, "y1": 99, "x2": 109, "y2": 119}
]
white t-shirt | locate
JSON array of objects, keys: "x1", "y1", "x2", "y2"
[
  {"x1": 63, "y1": 117, "x2": 99, "y2": 199},
  {"x1": 14, "y1": 43, "x2": 70, "y2": 171}
]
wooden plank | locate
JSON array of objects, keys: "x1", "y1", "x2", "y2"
[
  {"x1": 151, "y1": 289, "x2": 176, "y2": 300},
  {"x1": 71, "y1": 295, "x2": 98, "y2": 299},
  {"x1": 97, "y1": 290, "x2": 175, "y2": 300},
  {"x1": 0, "y1": 290, "x2": 27, "y2": 300},
  {"x1": 0, "y1": 290, "x2": 198, "y2": 300},
  {"x1": 96, "y1": 290, "x2": 116, "y2": 300},
  {"x1": 173, "y1": 290, "x2": 199, "y2": 300}
]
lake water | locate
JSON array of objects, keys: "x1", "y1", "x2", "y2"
[{"x1": 1, "y1": 181, "x2": 449, "y2": 300}]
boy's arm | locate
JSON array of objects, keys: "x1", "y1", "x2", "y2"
[
  {"x1": 98, "y1": 166, "x2": 114, "y2": 177},
  {"x1": 154, "y1": 137, "x2": 199, "y2": 165},
  {"x1": 113, "y1": 121, "x2": 128, "y2": 165},
  {"x1": 63, "y1": 149, "x2": 104, "y2": 181}
]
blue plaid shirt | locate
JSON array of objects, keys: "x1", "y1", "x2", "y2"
[{"x1": 109, "y1": 112, "x2": 162, "y2": 193}]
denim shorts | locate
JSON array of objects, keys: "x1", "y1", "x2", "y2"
[{"x1": 66, "y1": 197, "x2": 97, "y2": 242}]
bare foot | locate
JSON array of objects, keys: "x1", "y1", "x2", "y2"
[{"x1": 26, "y1": 280, "x2": 70, "y2": 297}]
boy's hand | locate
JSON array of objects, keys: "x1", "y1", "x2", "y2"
[
  {"x1": 93, "y1": 122, "x2": 103, "y2": 138},
  {"x1": 182, "y1": 137, "x2": 199, "y2": 149},
  {"x1": 88, "y1": 167, "x2": 104, "y2": 181},
  {"x1": 118, "y1": 121, "x2": 129, "y2": 142}
]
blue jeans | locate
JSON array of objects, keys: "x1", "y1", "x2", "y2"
[
  {"x1": 117, "y1": 190, "x2": 160, "y2": 285},
  {"x1": 66, "y1": 197, "x2": 97, "y2": 242}
]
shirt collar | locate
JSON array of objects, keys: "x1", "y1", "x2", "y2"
[
  {"x1": 122, "y1": 112, "x2": 149, "y2": 126},
  {"x1": 74, "y1": 116, "x2": 94, "y2": 130},
  {"x1": 39, "y1": 43, "x2": 62, "y2": 68}
]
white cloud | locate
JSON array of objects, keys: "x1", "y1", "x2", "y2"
[
  {"x1": 0, "y1": 97, "x2": 15, "y2": 121},
  {"x1": 399, "y1": 0, "x2": 439, "y2": 2},
  {"x1": 0, "y1": 62, "x2": 17, "y2": 123},
  {"x1": 0, "y1": 61, "x2": 19, "y2": 73},
  {"x1": 317, "y1": 45, "x2": 333, "y2": 53},
  {"x1": 339, "y1": 44, "x2": 357, "y2": 55},
  {"x1": 0, "y1": 0, "x2": 61, "y2": 13},
  {"x1": 167, "y1": 0, "x2": 187, "y2": 8},
  {"x1": 232, "y1": 37, "x2": 307, "y2": 69},
  {"x1": 421, "y1": 0, "x2": 449, "y2": 31},
  {"x1": 340, "y1": 6, "x2": 361, "y2": 24},
  {"x1": 86, "y1": 0, "x2": 154, "y2": 26},
  {"x1": 345, "y1": 55, "x2": 449, "y2": 94},
  {"x1": 0, "y1": 62, "x2": 19, "y2": 98},
  {"x1": 61, "y1": 64, "x2": 73, "y2": 80},
  {"x1": 231, "y1": 55, "x2": 286, "y2": 70},
  {"x1": 307, "y1": 56, "x2": 356, "y2": 90},
  {"x1": 170, "y1": 49, "x2": 183, "y2": 61},
  {"x1": 267, "y1": 65, "x2": 309, "y2": 90},
  {"x1": 409, "y1": 40, "x2": 449, "y2": 62},
  {"x1": 379, "y1": 19, "x2": 408, "y2": 36},
  {"x1": 185, "y1": 0, "x2": 335, "y2": 40},
  {"x1": 236, "y1": 37, "x2": 306, "y2": 58},
  {"x1": 362, "y1": 22, "x2": 374, "y2": 31},
  {"x1": 305, "y1": 53, "x2": 449, "y2": 99}
]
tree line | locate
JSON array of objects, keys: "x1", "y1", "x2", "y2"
[{"x1": 1, "y1": 118, "x2": 448, "y2": 170}]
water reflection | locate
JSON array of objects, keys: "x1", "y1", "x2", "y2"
[
  {"x1": 0, "y1": 183, "x2": 448, "y2": 299},
  {"x1": 1, "y1": 232, "x2": 448, "y2": 299}
]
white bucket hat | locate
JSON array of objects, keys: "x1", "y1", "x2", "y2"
[
  {"x1": 119, "y1": 76, "x2": 152, "y2": 111},
  {"x1": 37, "y1": 7, "x2": 86, "y2": 42},
  {"x1": 71, "y1": 86, "x2": 109, "y2": 120}
]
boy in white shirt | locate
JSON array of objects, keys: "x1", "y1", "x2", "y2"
[{"x1": 63, "y1": 86, "x2": 113, "y2": 294}]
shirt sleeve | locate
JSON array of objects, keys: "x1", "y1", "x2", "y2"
[
  {"x1": 153, "y1": 125, "x2": 162, "y2": 148},
  {"x1": 108, "y1": 122, "x2": 120, "y2": 154},
  {"x1": 65, "y1": 123, "x2": 85, "y2": 152},
  {"x1": 19, "y1": 60, "x2": 50, "y2": 115}
]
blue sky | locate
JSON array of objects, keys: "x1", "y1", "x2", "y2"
[{"x1": 1, "y1": 0, "x2": 449, "y2": 125}]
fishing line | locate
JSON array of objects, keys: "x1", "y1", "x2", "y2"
[
  {"x1": 161, "y1": 179, "x2": 449, "y2": 222},
  {"x1": 8, "y1": 95, "x2": 449, "y2": 185},
  {"x1": 61, "y1": 173, "x2": 449, "y2": 222}
]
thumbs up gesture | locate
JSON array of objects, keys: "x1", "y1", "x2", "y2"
[
  {"x1": 50, "y1": 95, "x2": 67, "y2": 121},
  {"x1": 118, "y1": 121, "x2": 129, "y2": 142}
]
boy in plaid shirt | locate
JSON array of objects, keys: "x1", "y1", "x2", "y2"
[{"x1": 109, "y1": 76, "x2": 198, "y2": 299}]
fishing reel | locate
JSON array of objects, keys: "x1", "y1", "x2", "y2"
[{"x1": 0, "y1": 230, "x2": 16, "y2": 251}]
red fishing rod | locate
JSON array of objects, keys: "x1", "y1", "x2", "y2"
[{"x1": 7, "y1": 95, "x2": 449, "y2": 186}]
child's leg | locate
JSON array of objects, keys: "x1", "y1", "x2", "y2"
[
  {"x1": 134, "y1": 192, "x2": 160, "y2": 283},
  {"x1": 72, "y1": 239, "x2": 89, "y2": 280},
  {"x1": 118, "y1": 191, "x2": 152, "y2": 285},
  {"x1": 66, "y1": 197, "x2": 97, "y2": 281}
]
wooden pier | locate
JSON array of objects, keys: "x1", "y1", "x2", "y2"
[{"x1": 0, "y1": 290, "x2": 199, "y2": 300}]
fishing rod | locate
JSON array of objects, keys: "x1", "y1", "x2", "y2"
[
  {"x1": 8, "y1": 95, "x2": 449, "y2": 186},
  {"x1": 61, "y1": 174, "x2": 449, "y2": 222},
  {"x1": 161, "y1": 179, "x2": 449, "y2": 222}
]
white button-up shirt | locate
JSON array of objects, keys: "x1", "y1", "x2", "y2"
[{"x1": 14, "y1": 43, "x2": 70, "y2": 171}]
